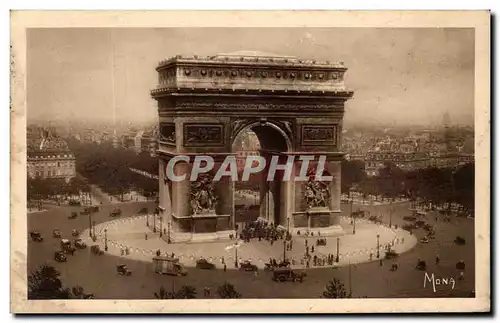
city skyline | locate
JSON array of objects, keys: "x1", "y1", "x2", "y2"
[{"x1": 27, "y1": 28, "x2": 474, "y2": 126}]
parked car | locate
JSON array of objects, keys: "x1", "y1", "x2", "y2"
[
  {"x1": 239, "y1": 260, "x2": 258, "y2": 272},
  {"x1": 454, "y1": 236, "x2": 466, "y2": 245},
  {"x1": 272, "y1": 268, "x2": 306, "y2": 283},
  {"x1": 68, "y1": 200, "x2": 81, "y2": 206},
  {"x1": 385, "y1": 250, "x2": 399, "y2": 259},
  {"x1": 109, "y1": 208, "x2": 122, "y2": 217},
  {"x1": 117, "y1": 264, "x2": 132, "y2": 276},
  {"x1": 60, "y1": 239, "x2": 76, "y2": 255},
  {"x1": 53, "y1": 229, "x2": 62, "y2": 238},
  {"x1": 30, "y1": 231, "x2": 44, "y2": 242},
  {"x1": 416, "y1": 260, "x2": 427, "y2": 271},
  {"x1": 74, "y1": 239, "x2": 87, "y2": 249},
  {"x1": 196, "y1": 258, "x2": 215, "y2": 270},
  {"x1": 54, "y1": 251, "x2": 67, "y2": 262}
]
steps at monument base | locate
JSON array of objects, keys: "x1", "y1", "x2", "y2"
[{"x1": 167, "y1": 230, "x2": 237, "y2": 244}]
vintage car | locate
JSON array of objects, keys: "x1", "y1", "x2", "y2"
[
  {"x1": 416, "y1": 260, "x2": 427, "y2": 271},
  {"x1": 272, "y1": 268, "x2": 306, "y2": 283},
  {"x1": 385, "y1": 250, "x2": 399, "y2": 259},
  {"x1": 109, "y1": 208, "x2": 122, "y2": 217},
  {"x1": 54, "y1": 251, "x2": 67, "y2": 262},
  {"x1": 238, "y1": 260, "x2": 258, "y2": 272},
  {"x1": 196, "y1": 258, "x2": 215, "y2": 270},
  {"x1": 53, "y1": 229, "x2": 62, "y2": 238},
  {"x1": 91, "y1": 244, "x2": 104, "y2": 256},
  {"x1": 68, "y1": 200, "x2": 81, "y2": 206},
  {"x1": 420, "y1": 237, "x2": 430, "y2": 244},
  {"x1": 454, "y1": 236, "x2": 466, "y2": 245},
  {"x1": 60, "y1": 239, "x2": 76, "y2": 255},
  {"x1": 316, "y1": 238, "x2": 327, "y2": 246},
  {"x1": 30, "y1": 231, "x2": 44, "y2": 242},
  {"x1": 74, "y1": 239, "x2": 87, "y2": 249},
  {"x1": 117, "y1": 264, "x2": 132, "y2": 276},
  {"x1": 68, "y1": 212, "x2": 78, "y2": 220}
]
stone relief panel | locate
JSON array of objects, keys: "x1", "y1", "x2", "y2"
[
  {"x1": 301, "y1": 124, "x2": 337, "y2": 146},
  {"x1": 159, "y1": 122, "x2": 176, "y2": 145},
  {"x1": 190, "y1": 173, "x2": 217, "y2": 215},
  {"x1": 183, "y1": 123, "x2": 225, "y2": 147},
  {"x1": 303, "y1": 174, "x2": 331, "y2": 209}
]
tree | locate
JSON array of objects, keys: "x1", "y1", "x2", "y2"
[
  {"x1": 174, "y1": 285, "x2": 197, "y2": 299},
  {"x1": 217, "y1": 282, "x2": 241, "y2": 299},
  {"x1": 322, "y1": 278, "x2": 348, "y2": 298},
  {"x1": 28, "y1": 265, "x2": 72, "y2": 299},
  {"x1": 341, "y1": 159, "x2": 366, "y2": 194}
]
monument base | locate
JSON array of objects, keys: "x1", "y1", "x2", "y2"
[
  {"x1": 165, "y1": 213, "x2": 236, "y2": 243},
  {"x1": 291, "y1": 207, "x2": 344, "y2": 236},
  {"x1": 163, "y1": 229, "x2": 237, "y2": 244}
]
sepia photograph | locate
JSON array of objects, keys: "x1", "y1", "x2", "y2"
[{"x1": 10, "y1": 11, "x2": 490, "y2": 313}]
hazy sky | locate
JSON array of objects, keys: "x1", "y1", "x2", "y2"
[{"x1": 27, "y1": 28, "x2": 474, "y2": 126}]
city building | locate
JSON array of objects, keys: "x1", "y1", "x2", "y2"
[{"x1": 27, "y1": 128, "x2": 76, "y2": 181}]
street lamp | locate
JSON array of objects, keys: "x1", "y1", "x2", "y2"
[
  {"x1": 336, "y1": 237, "x2": 340, "y2": 263},
  {"x1": 234, "y1": 243, "x2": 239, "y2": 268},
  {"x1": 159, "y1": 216, "x2": 163, "y2": 237},
  {"x1": 167, "y1": 220, "x2": 171, "y2": 244},
  {"x1": 88, "y1": 210, "x2": 93, "y2": 238},
  {"x1": 153, "y1": 210, "x2": 157, "y2": 233},
  {"x1": 376, "y1": 233, "x2": 380, "y2": 259},
  {"x1": 104, "y1": 228, "x2": 108, "y2": 251},
  {"x1": 353, "y1": 212, "x2": 356, "y2": 235}
]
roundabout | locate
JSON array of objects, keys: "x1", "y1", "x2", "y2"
[{"x1": 82, "y1": 214, "x2": 417, "y2": 269}]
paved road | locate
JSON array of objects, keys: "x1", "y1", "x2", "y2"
[{"x1": 28, "y1": 202, "x2": 475, "y2": 299}]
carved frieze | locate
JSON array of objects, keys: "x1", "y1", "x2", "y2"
[
  {"x1": 190, "y1": 173, "x2": 217, "y2": 215},
  {"x1": 183, "y1": 123, "x2": 224, "y2": 147},
  {"x1": 301, "y1": 125, "x2": 337, "y2": 146},
  {"x1": 176, "y1": 102, "x2": 340, "y2": 111},
  {"x1": 159, "y1": 123, "x2": 176, "y2": 145}
]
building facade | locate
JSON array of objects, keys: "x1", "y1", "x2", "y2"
[{"x1": 27, "y1": 128, "x2": 76, "y2": 181}]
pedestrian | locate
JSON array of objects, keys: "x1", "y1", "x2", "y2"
[
  {"x1": 402, "y1": 237, "x2": 405, "y2": 244},
  {"x1": 311, "y1": 246, "x2": 315, "y2": 253},
  {"x1": 156, "y1": 249, "x2": 161, "y2": 257},
  {"x1": 145, "y1": 233, "x2": 148, "y2": 240},
  {"x1": 459, "y1": 271, "x2": 464, "y2": 280},
  {"x1": 379, "y1": 259, "x2": 383, "y2": 266},
  {"x1": 253, "y1": 270, "x2": 259, "y2": 280},
  {"x1": 120, "y1": 248, "x2": 125, "y2": 256},
  {"x1": 223, "y1": 263, "x2": 227, "y2": 272},
  {"x1": 171, "y1": 252, "x2": 175, "y2": 258},
  {"x1": 435, "y1": 255, "x2": 440, "y2": 265},
  {"x1": 125, "y1": 247, "x2": 130, "y2": 255}
]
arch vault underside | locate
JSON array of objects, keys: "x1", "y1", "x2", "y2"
[{"x1": 151, "y1": 52, "x2": 354, "y2": 243}]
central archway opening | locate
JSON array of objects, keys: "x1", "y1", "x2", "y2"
[{"x1": 232, "y1": 123, "x2": 290, "y2": 236}]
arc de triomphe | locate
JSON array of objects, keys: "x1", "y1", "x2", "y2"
[{"x1": 150, "y1": 51, "x2": 353, "y2": 243}]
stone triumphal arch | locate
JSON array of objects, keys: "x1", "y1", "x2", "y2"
[{"x1": 151, "y1": 51, "x2": 353, "y2": 243}]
